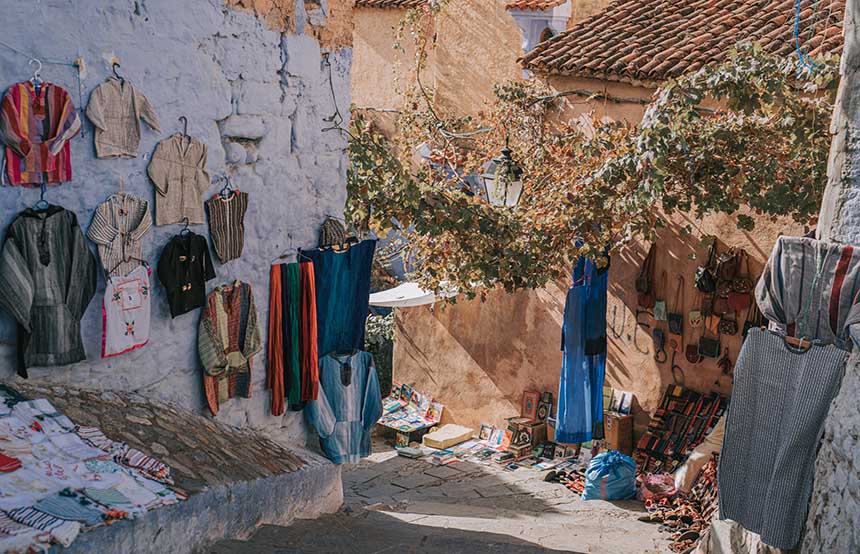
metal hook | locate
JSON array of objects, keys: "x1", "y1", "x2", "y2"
[
  {"x1": 112, "y1": 62, "x2": 124, "y2": 82},
  {"x1": 178, "y1": 116, "x2": 188, "y2": 137},
  {"x1": 29, "y1": 59, "x2": 42, "y2": 83}
]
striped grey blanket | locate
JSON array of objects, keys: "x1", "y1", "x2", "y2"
[{"x1": 718, "y1": 328, "x2": 847, "y2": 549}]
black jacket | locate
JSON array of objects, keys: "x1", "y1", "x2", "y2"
[{"x1": 157, "y1": 232, "x2": 215, "y2": 318}]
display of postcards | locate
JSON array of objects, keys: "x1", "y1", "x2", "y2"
[
  {"x1": 504, "y1": 463, "x2": 520, "y2": 471},
  {"x1": 382, "y1": 396, "x2": 408, "y2": 414},
  {"x1": 390, "y1": 382, "x2": 402, "y2": 398},
  {"x1": 619, "y1": 392, "x2": 633, "y2": 415},
  {"x1": 488, "y1": 429, "x2": 504, "y2": 448},
  {"x1": 512, "y1": 427, "x2": 531, "y2": 447},
  {"x1": 494, "y1": 452, "x2": 515, "y2": 462},
  {"x1": 479, "y1": 424, "x2": 493, "y2": 441},
  {"x1": 555, "y1": 460, "x2": 574, "y2": 470},
  {"x1": 400, "y1": 384, "x2": 413, "y2": 403},
  {"x1": 521, "y1": 390, "x2": 540, "y2": 421},
  {"x1": 553, "y1": 447, "x2": 567, "y2": 460},
  {"x1": 416, "y1": 392, "x2": 432, "y2": 416},
  {"x1": 507, "y1": 444, "x2": 532, "y2": 458},
  {"x1": 426, "y1": 402, "x2": 444, "y2": 422},
  {"x1": 539, "y1": 442, "x2": 556, "y2": 459},
  {"x1": 564, "y1": 446, "x2": 579, "y2": 459},
  {"x1": 609, "y1": 390, "x2": 624, "y2": 412},
  {"x1": 395, "y1": 432, "x2": 411, "y2": 448},
  {"x1": 537, "y1": 400, "x2": 551, "y2": 422},
  {"x1": 474, "y1": 448, "x2": 495, "y2": 460},
  {"x1": 499, "y1": 429, "x2": 513, "y2": 451}
]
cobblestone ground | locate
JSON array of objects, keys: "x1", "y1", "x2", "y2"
[{"x1": 211, "y1": 441, "x2": 669, "y2": 553}]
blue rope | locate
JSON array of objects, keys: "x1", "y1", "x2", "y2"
[{"x1": 794, "y1": 0, "x2": 819, "y2": 74}]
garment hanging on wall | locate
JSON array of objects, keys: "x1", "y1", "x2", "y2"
[
  {"x1": 305, "y1": 350, "x2": 382, "y2": 464},
  {"x1": 206, "y1": 191, "x2": 248, "y2": 263},
  {"x1": 102, "y1": 265, "x2": 152, "y2": 358},
  {"x1": 267, "y1": 262, "x2": 318, "y2": 416},
  {"x1": 0, "y1": 82, "x2": 81, "y2": 186},
  {"x1": 146, "y1": 133, "x2": 210, "y2": 225},
  {"x1": 87, "y1": 193, "x2": 152, "y2": 277},
  {"x1": 718, "y1": 236, "x2": 860, "y2": 549},
  {"x1": 0, "y1": 206, "x2": 97, "y2": 377},
  {"x1": 301, "y1": 239, "x2": 376, "y2": 357},
  {"x1": 156, "y1": 231, "x2": 215, "y2": 318},
  {"x1": 555, "y1": 255, "x2": 609, "y2": 444},
  {"x1": 198, "y1": 281, "x2": 262, "y2": 416},
  {"x1": 755, "y1": 236, "x2": 860, "y2": 350},
  {"x1": 85, "y1": 77, "x2": 161, "y2": 159},
  {"x1": 718, "y1": 329, "x2": 846, "y2": 550}
]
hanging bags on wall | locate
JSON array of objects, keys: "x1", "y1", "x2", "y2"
[
  {"x1": 653, "y1": 270, "x2": 668, "y2": 321},
  {"x1": 667, "y1": 275, "x2": 685, "y2": 338},
  {"x1": 636, "y1": 244, "x2": 657, "y2": 309},
  {"x1": 695, "y1": 237, "x2": 718, "y2": 293},
  {"x1": 719, "y1": 312, "x2": 738, "y2": 336},
  {"x1": 689, "y1": 291, "x2": 704, "y2": 328},
  {"x1": 729, "y1": 250, "x2": 753, "y2": 312},
  {"x1": 698, "y1": 326, "x2": 721, "y2": 359}
]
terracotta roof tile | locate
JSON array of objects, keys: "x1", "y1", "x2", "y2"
[
  {"x1": 354, "y1": 0, "x2": 426, "y2": 8},
  {"x1": 505, "y1": 0, "x2": 567, "y2": 10},
  {"x1": 522, "y1": 0, "x2": 845, "y2": 83}
]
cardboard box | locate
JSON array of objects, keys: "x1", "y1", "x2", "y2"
[{"x1": 604, "y1": 411, "x2": 634, "y2": 455}]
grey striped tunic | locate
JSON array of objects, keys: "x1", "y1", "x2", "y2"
[
  {"x1": 206, "y1": 191, "x2": 248, "y2": 263},
  {"x1": 0, "y1": 206, "x2": 97, "y2": 377},
  {"x1": 87, "y1": 193, "x2": 152, "y2": 276},
  {"x1": 756, "y1": 236, "x2": 860, "y2": 351},
  {"x1": 718, "y1": 328, "x2": 847, "y2": 549}
]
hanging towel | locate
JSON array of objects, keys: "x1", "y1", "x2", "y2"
[
  {"x1": 267, "y1": 264, "x2": 286, "y2": 416},
  {"x1": 286, "y1": 263, "x2": 302, "y2": 407},
  {"x1": 299, "y1": 262, "x2": 319, "y2": 401}
]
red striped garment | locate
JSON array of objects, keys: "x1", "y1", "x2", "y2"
[
  {"x1": 0, "y1": 81, "x2": 81, "y2": 186},
  {"x1": 300, "y1": 262, "x2": 319, "y2": 401}
]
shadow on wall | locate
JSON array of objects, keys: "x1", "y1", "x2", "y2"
[{"x1": 393, "y1": 210, "x2": 795, "y2": 438}]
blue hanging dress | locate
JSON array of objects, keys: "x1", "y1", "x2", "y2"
[{"x1": 555, "y1": 255, "x2": 609, "y2": 444}]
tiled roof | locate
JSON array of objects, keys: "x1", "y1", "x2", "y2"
[
  {"x1": 521, "y1": 0, "x2": 845, "y2": 83},
  {"x1": 506, "y1": 0, "x2": 567, "y2": 10},
  {"x1": 354, "y1": 0, "x2": 426, "y2": 8}
]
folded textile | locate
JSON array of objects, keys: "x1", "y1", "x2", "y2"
[
  {"x1": 47, "y1": 433, "x2": 106, "y2": 462},
  {"x1": 33, "y1": 493, "x2": 104, "y2": 526},
  {"x1": 6, "y1": 506, "x2": 81, "y2": 547},
  {"x1": 0, "y1": 511, "x2": 33, "y2": 536},
  {"x1": 0, "y1": 453, "x2": 21, "y2": 473},
  {"x1": 81, "y1": 487, "x2": 135, "y2": 512}
]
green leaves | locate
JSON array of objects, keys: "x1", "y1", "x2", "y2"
[{"x1": 347, "y1": 46, "x2": 837, "y2": 297}]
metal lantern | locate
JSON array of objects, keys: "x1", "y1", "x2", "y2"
[{"x1": 480, "y1": 146, "x2": 524, "y2": 207}]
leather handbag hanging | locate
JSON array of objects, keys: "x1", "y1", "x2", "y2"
[
  {"x1": 636, "y1": 244, "x2": 657, "y2": 309},
  {"x1": 689, "y1": 291, "x2": 704, "y2": 328},
  {"x1": 652, "y1": 327, "x2": 667, "y2": 363},
  {"x1": 667, "y1": 275, "x2": 685, "y2": 338},
  {"x1": 686, "y1": 325, "x2": 703, "y2": 364},
  {"x1": 717, "y1": 347, "x2": 733, "y2": 376},
  {"x1": 718, "y1": 312, "x2": 738, "y2": 336},
  {"x1": 694, "y1": 237, "x2": 718, "y2": 293},
  {"x1": 698, "y1": 330, "x2": 721, "y2": 359},
  {"x1": 729, "y1": 251, "x2": 753, "y2": 312},
  {"x1": 653, "y1": 270, "x2": 668, "y2": 321},
  {"x1": 743, "y1": 299, "x2": 764, "y2": 339}
]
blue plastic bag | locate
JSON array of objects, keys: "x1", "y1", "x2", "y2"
[{"x1": 581, "y1": 450, "x2": 637, "y2": 501}]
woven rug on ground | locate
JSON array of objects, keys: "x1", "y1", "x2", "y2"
[
  {"x1": 0, "y1": 387, "x2": 183, "y2": 553},
  {"x1": 634, "y1": 385, "x2": 727, "y2": 474}
]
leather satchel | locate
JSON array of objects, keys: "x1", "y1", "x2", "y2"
[
  {"x1": 698, "y1": 334, "x2": 721, "y2": 359},
  {"x1": 667, "y1": 275, "x2": 685, "y2": 336},
  {"x1": 636, "y1": 244, "x2": 657, "y2": 308},
  {"x1": 695, "y1": 238, "x2": 718, "y2": 293},
  {"x1": 653, "y1": 271, "x2": 668, "y2": 321},
  {"x1": 718, "y1": 312, "x2": 738, "y2": 336}
]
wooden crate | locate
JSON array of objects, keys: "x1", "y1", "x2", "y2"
[{"x1": 604, "y1": 412, "x2": 634, "y2": 455}]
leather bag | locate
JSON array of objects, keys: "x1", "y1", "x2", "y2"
[
  {"x1": 694, "y1": 238, "x2": 718, "y2": 294},
  {"x1": 718, "y1": 312, "x2": 738, "y2": 336},
  {"x1": 636, "y1": 244, "x2": 657, "y2": 309},
  {"x1": 667, "y1": 275, "x2": 685, "y2": 337},
  {"x1": 653, "y1": 271, "x2": 668, "y2": 321}
]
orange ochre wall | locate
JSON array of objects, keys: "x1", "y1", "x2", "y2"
[{"x1": 393, "y1": 210, "x2": 804, "y2": 439}]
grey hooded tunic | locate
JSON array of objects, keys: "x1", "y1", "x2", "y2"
[{"x1": 0, "y1": 206, "x2": 97, "y2": 376}]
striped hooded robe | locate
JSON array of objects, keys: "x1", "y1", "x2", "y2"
[
  {"x1": 0, "y1": 82, "x2": 81, "y2": 186},
  {"x1": 0, "y1": 206, "x2": 97, "y2": 377},
  {"x1": 198, "y1": 281, "x2": 262, "y2": 415}
]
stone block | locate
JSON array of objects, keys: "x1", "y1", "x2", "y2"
[
  {"x1": 258, "y1": 117, "x2": 293, "y2": 160},
  {"x1": 220, "y1": 115, "x2": 267, "y2": 140},
  {"x1": 282, "y1": 34, "x2": 322, "y2": 81},
  {"x1": 237, "y1": 81, "x2": 283, "y2": 116},
  {"x1": 224, "y1": 142, "x2": 247, "y2": 164}
]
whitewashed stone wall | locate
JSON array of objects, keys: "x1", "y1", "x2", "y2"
[
  {"x1": 804, "y1": 0, "x2": 860, "y2": 550},
  {"x1": 0, "y1": 0, "x2": 351, "y2": 445}
]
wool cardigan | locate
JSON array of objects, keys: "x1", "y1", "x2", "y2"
[
  {"x1": 147, "y1": 134, "x2": 211, "y2": 225},
  {"x1": 87, "y1": 193, "x2": 152, "y2": 276},
  {"x1": 0, "y1": 206, "x2": 97, "y2": 377},
  {"x1": 0, "y1": 81, "x2": 82, "y2": 186},
  {"x1": 85, "y1": 77, "x2": 161, "y2": 159},
  {"x1": 199, "y1": 281, "x2": 262, "y2": 415}
]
